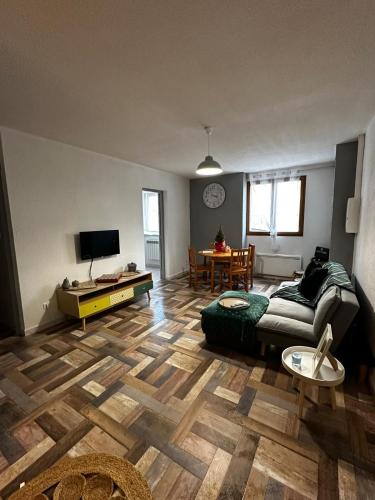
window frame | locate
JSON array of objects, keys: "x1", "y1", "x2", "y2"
[
  {"x1": 246, "y1": 175, "x2": 306, "y2": 237},
  {"x1": 142, "y1": 190, "x2": 160, "y2": 234}
]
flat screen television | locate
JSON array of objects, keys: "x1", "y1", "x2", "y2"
[{"x1": 80, "y1": 230, "x2": 120, "y2": 260}]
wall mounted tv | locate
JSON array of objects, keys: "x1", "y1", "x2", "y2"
[{"x1": 80, "y1": 230, "x2": 120, "y2": 260}]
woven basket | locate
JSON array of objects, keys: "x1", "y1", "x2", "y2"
[
  {"x1": 82, "y1": 474, "x2": 113, "y2": 500},
  {"x1": 53, "y1": 473, "x2": 85, "y2": 500},
  {"x1": 9, "y1": 454, "x2": 152, "y2": 500}
]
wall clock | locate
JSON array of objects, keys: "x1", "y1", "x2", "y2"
[{"x1": 203, "y1": 183, "x2": 226, "y2": 209}]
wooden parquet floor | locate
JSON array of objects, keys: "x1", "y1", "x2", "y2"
[{"x1": 0, "y1": 276, "x2": 374, "y2": 499}]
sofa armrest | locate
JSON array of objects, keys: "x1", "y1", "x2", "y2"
[{"x1": 330, "y1": 289, "x2": 359, "y2": 350}]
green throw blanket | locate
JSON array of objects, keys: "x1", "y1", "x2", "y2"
[
  {"x1": 200, "y1": 291, "x2": 269, "y2": 347},
  {"x1": 271, "y1": 261, "x2": 355, "y2": 308}
]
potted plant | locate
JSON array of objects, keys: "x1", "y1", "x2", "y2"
[{"x1": 214, "y1": 225, "x2": 226, "y2": 252}]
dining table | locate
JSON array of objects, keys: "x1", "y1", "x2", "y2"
[{"x1": 198, "y1": 249, "x2": 232, "y2": 292}]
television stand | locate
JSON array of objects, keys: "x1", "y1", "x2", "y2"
[{"x1": 57, "y1": 271, "x2": 153, "y2": 331}]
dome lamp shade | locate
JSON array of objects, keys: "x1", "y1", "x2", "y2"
[{"x1": 196, "y1": 127, "x2": 223, "y2": 176}]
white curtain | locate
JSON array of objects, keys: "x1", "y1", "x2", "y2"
[
  {"x1": 247, "y1": 169, "x2": 302, "y2": 247},
  {"x1": 247, "y1": 167, "x2": 300, "y2": 184}
]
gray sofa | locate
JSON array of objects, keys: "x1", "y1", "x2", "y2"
[{"x1": 256, "y1": 285, "x2": 359, "y2": 352}]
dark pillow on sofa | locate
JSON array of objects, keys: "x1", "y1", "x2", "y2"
[
  {"x1": 299, "y1": 267, "x2": 328, "y2": 299},
  {"x1": 303, "y1": 259, "x2": 322, "y2": 279}
]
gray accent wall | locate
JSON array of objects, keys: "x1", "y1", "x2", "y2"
[
  {"x1": 190, "y1": 173, "x2": 245, "y2": 251},
  {"x1": 330, "y1": 141, "x2": 358, "y2": 274}
]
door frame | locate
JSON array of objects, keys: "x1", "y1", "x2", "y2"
[
  {"x1": 142, "y1": 188, "x2": 166, "y2": 280},
  {"x1": 0, "y1": 136, "x2": 25, "y2": 336}
]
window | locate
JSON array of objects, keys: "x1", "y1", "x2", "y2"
[
  {"x1": 142, "y1": 191, "x2": 159, "y2": 233},
  {"x1": 246, "y1": 176, "x2": 306, "y2": 236}
]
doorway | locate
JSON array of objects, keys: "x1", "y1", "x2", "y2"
[
  {"x1": 0, "y1": 138, "x2": 24, "y2": 337},
  {"x1": 142, "y1": 189, "x2": 165, "y2": 282}
]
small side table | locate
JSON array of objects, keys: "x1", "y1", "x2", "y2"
[{"x1": 282, "y1": 346, "x2": 345, "y2": 418}]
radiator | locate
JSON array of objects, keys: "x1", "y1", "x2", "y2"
[
  {"x1": 255, "y1": 253, "x2": 302, "y2": 278},
  {"x1": 145, "y1": 237, "x2": 160, "y2": 266}
]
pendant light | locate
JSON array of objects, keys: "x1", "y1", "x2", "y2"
[{"x1": 196, "y1": 126, "x2": 223, "y2": 176}]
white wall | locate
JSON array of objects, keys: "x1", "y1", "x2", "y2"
[
  {"x1": 247, "y1": 166, "x2": 335, "y2": 269},
  {"x1": 353, "y1": 115, "x2": 375, "y2": 357},
  {"x1": 1, "y1": 128, "x2": 190, "y2": 333}
]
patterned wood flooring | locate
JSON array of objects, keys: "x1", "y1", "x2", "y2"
[{"x1": 0, "y1": 276, "x2": 374, "y2": 499}]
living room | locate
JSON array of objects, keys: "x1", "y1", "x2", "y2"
[{"x1": 0, "y1": 1, "x2": 375, "y2": 498}]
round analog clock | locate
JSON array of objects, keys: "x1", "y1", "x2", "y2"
[{"x1": 203, "y1": 183, "x2": 226, "y2": 209}]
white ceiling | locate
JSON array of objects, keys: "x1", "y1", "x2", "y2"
[{"x1": 1, "y1": 1, "x2": 375, "y2": 178}]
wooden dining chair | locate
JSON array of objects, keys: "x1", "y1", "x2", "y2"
[
  {"x1": 202, "y1": 241, "x2": 215, "y2": 266},
  {"x1": 188, "y1": 247, "x2": 210, "y2": 290},
  {"x1": 207, "y1": 241, "x2": 230, "y2": 282},
  {"x1": 220, "y1": 244, "x2": 255, "y2": 291}
]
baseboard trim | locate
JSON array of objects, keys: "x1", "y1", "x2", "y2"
[
  {"x1": 25, "y1": 317, "x2": 77, "y2": 336},
  {"x1": 166, "y1": 271, "x2": 189, "y2": 280}
]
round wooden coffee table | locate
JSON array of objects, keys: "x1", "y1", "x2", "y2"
[{"x1": 282, "y1": 346, "x2": 345, "y2": 418}]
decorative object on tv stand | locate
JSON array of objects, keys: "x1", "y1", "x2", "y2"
[
  {"x1": 72, "y1": 280, "x2": 80, "y2": 288},
  {"x1": 196, "y1": 126, "x2": 223, "y2": 176},
  {"x1": 214, "y1": 225, "x2": 226, "y2": 252},
  {"x1": 96, "y1": 273, "x2": 122, "y2": 283},
  {"x1": 127, "y1": 262, "x2": 137, "y2": 272},
  {"x1": 67, "y1": 281, "x2": 97, "y2": 291},
  {"x1": 62, "y1": 277, "x2": 70, "y2": 290}
]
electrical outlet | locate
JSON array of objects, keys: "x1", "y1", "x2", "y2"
[{"x1": 42, "y1": 302, "x2": 49, "y2": 311}]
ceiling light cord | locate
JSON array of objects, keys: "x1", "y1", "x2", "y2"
[
  {"x1": 196, "y1": 125, "x2": 223, "y2": 176},
  {"x1": 205, "y1": 126, "x2": 212, "y2": 156}
]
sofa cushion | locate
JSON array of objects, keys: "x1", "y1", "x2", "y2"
[
  {"x1": 266, "y1": 298, "x2": 315, "y2": 324},
  {"x1": 313, "y1": 286, "x2": 341, "y2": 337},
  {"x1": 257, "y1": 314, "x2": 316, "y2": 344},
  {"x1": 304, "y1": 259, "x2": 323, "y2": 278}
]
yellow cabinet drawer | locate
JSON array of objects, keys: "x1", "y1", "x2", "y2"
[
  {"x1": 109, "y1": 288, "x2": 134, "y2": 306},
  {"x1": 79, "y1": 296, "x2": 110, "y2": 317}
]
